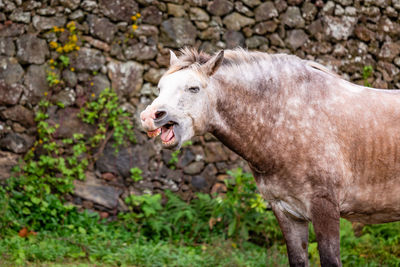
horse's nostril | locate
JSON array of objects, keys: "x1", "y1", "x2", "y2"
[{"x1": 154, "y1": 110, "x2": 167, "y2": 121}]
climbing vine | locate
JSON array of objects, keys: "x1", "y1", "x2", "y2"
[{"x1": 3, "y1": 88, "x2": 135, "y2": 231}]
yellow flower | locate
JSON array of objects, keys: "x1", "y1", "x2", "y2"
[
  {"x1": 131, "y1": 15, "x2": 137, "y2": 21},
  {"x1": 67, "y1": 21, "x2": 76, "y2": 31},
  {"x1": 90, "y1": 82, "x2": 94, "y2": 86},
  {"x1": 70, "y1": 67, "x2": 75, "y2": 72},
  {"x1": 91, "y1": 93, "x2": 95, "y2": 97},
  {"x1": 54, "y1": 79, "x2": 60, "y2": 84},
  {"x1": 65, "y1": 43, "x2": 77, "y2": 52},
  {"x1": 49, "y1": 41, "x2": 59, "y2": 49},
  {"x1": 132, "y1": 24, "x2": 138, "y2": 30},
  {"x1": 136, "y1": 13, "x2": 141, "y2": 18},
  {"x1": 49, "y1": 59, "x2": 54, "y2": 64},
  {"x1": 75, "y1": 46, "x2": 80, "y2": 50},
  {"x1": 44, "y1": 92, "x2": 48, "y2": 96},
  {"x1": 56, "y1": 47, "x2": 63, "y2": 53},
  {"x1": 67, "y1": 21, "x2": 75, "y2": 28},
  {"x1": 60, "y1": 28, "x2": 65, "y2": 32},
  {"x1": 70, "y1": 34, "x2": 78, "y2": 43},
  {"x1": 50, "y1": 66, "x2": 55, "y2": 69},
  {"x1": 39, "y1": 140, "x2": 43, "y2": 144},
  {"x1": 63, "y1": 44, "x2": 71, "y2": 52},
  {"x1": 53, "y1": 26, "x2": 59, "y2": 32}
]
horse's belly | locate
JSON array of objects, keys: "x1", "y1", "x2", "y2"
[
  {"x1": 340, "y1": 179, "x2": 400, "y2": 224},
  {"x1": 341, "y1": 211, "x2": 400, "y2": 224}
]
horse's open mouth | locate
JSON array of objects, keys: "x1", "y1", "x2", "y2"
[{"x1": 147, "y1": 121, "x2": 178, "y2": 146}]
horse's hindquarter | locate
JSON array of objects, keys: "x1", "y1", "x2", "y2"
[{"x1": 330, "y1": 84, "x2": 400, "y2": 223}]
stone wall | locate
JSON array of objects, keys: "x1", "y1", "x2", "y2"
[{"x1": 1, "y1": 0, "x2": 400, "y2": 214}]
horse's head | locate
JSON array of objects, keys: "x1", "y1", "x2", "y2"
[{"x1": 140, "y1": 49, "x2": 224, "y2": 149}]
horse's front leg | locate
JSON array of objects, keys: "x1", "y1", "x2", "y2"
[
  {"x1": 271, "y1": 203, "x2": 309, "y2": 267},
  {"x1": 311, "y1": 196, "x2": 341, "y2": 267}
]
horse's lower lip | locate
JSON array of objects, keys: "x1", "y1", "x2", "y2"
[{"x1": 162, "y1": 136, "x2": 176, "y2": 146}]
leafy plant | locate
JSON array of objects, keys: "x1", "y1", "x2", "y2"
[
  {"x1": 0, "y1": 88, "x2": 136, "y2": 234},
  {"x1": 130, "y1": 167, "x2": 143, "y2": 182},
  {"x1": 211, "y1": 168, "x2": 280, "y2": 244},
  {"x1": 168, "y1": 140, "x2": 193, "y2": 169},
  {"x1": 363, "y1": 65, "x2": 373, "y2": 87},
  {"x1": 59, "y1": 55, "x2": 70, "y2": 67},
  {"x1": 121, "y1": 168, "x2": 281, "y2": 245},
  {"x1": 2, "y1": 99, "x2": 88, "y2": 231},
  {"x1": 123, "y1": 193, "x2": 171, "y2": 239},
  {"x1": 80, "y1": 88, "x2": 136, "y2": 154},
  {"x1": 125, "y1": 193, "x2": 163, "y2": 218},
  {"x1": 168, "y1": 150, "x2": 180, "y2": 170},
  {"x1": 46, "y1": 71, "x2": 60, "y2": 86}
]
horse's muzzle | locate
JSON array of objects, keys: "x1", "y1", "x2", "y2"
[{"x1": 140, "y1": 106, "x2": 175, "y2": 132}]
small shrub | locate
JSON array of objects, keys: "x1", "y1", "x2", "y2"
[
  {"x1": 130, "y1": 167, "x2": 143, "y2": 182},
  {"x1": 46, "y1": 71, "x2": 60, "y2": 86},
  {"x1": 59, "y1": 55, "x2": 70, "y2": 67},
  {"x1": 121, "y1": 168, "x2": 282, "y2": 245},
  {"x1": 168, "y1": 140, "x2": 193, "y2": 169},
  {"x1": 363, "y1": 65, "x2": 373, "y2": 87},
  {"x1": 168, "y1": 150, "x2": 180, "y2": 169},
  {"x1": 2, "y1": 99, "x2": 87, "y2": 231},
  {"x1": 212, "y1": 168, "x2": 282, "y2": 245},
  {"x1": 79, "y1": 88, "x2": 136, "y2": 152}
]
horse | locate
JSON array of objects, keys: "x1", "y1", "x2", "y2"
[{"x1": 140, "y1": 48, "x2": 400, "y2": 266}]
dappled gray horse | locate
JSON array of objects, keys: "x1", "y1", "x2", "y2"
[{"x1": 140, "y1": 48, "x2": 400, "y2": 266}]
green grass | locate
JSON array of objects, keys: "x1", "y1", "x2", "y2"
[
  {"x1": 0, "y1": 231, "x2": 288, "y2": 267},
  {"x1": 339, "y1": 220, "x2": 400, "y2": 266},
  {"x1": 1, "y1": 167, "x2": 399, "y2": 266},
  {"x1": 1, "y1": 218, "x2": 399, "y2": 266}
]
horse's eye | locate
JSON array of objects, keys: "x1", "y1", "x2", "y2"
[{"x1": 188, "y1": 86, "x2": 200, "y2": 93}]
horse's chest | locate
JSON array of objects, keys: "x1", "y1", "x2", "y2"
[
  {"x1": 256, "y1": 175, "x2": 311, "y2": 220},
  {"x1": 274, "y1": 199, "x2": 309, "y2": 220}
]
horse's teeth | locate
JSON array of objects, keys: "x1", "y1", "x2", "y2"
[
  {"x1": 148, "y1": 128, "x2": 161, "y2": 138},
  {"x1": 162, "y1": 138, "x2": 175, "y2": 145}
]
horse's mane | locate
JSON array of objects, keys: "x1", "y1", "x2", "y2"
[{"x1": 168, "y1": 48, "x2": 340, "y2": 79}]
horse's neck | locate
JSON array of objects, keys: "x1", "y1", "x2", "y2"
[{"x1": 209, "y1": 78, "x2": 278, "y2": 168}]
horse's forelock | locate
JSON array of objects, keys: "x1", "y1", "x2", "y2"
[
  {"x1": 179, "y1": 47, "x2": 212, "y2": 65},
  {"x1": 165, "y1": 48, "x2": 212, "y2": 75}
]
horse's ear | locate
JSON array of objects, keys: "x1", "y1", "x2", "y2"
[
  {"x1": 204, "y1": 50, "x2": 224, "y2": 76},
  {"x1": 170, "y1": 50, "x2": 179, "y2": 66}
]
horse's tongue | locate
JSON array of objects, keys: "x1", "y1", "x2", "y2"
[{"x1": 161, "y1": 127, "x2": 174, "y2": 142}]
